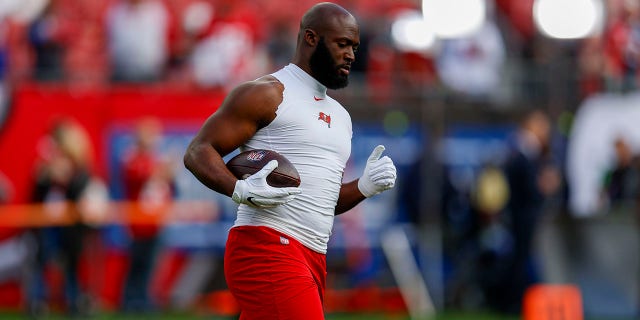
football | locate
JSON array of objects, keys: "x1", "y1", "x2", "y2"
[{"x1": 226, "y1": 149, "x2": 301, "y2": 187}]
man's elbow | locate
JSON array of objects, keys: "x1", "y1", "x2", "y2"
[{"x1": 183, "y1": 145, "x2": 197, "y2": 172}]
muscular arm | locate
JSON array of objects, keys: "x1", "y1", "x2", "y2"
[
  {"x1": 183, "y1": 77, "x2": 283, "y2": 197},
  {"x1": 335, "y1": 179, "x2": 366, "y2": 215}
]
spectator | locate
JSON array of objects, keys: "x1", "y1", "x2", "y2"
[
  {"x1": 165, "y1": 0, "x2": 213, "y2": 84},
  {"x1": 187, "y1": 0, "x2": 265, "y2": 90},
  {"x1": 265, "y1": 19, "x2": 296, "y2": 70},
  {"x1": 105, "y1": 0, "x2": 171, "y2": 83},
  {"x1": 602, "y1": 136, "x2": 640, "y2": 207},
  {"x1": 602, "y1": 0, "x2": 639, "y2": 92},
  {"x1": 0, "y1": 15, "x2": 10, "y2": 129},
  {"x1": 435, "y1": 18, "x2": 506, "y2": 101},
  {"x1": 488, "y1": 109, "x2": 561, "y2": 313},
  {"x1": 472, "y1": 165, "x2": 513, "y2": 310},
  {"x1": 0, "y1": 171, "x2": 12, "y2": 204},
  {"x1": 120, "y1": 118, "x2": 176, "y2": 311},
  {"x1": 0, "y1": 170, "x2": 29, "y2": 306},
  {"x1": 28, "y1": 118, "x2": 106, "y2": 317},
  {"x1": 578, "y1": 36, "x2": 605, "y2": 98},
  {"x1": 28, "y1": 1, "x2": 71, "y2": 81},
  {"x1": 623, "y1": 0, "x2": 640, "y2": 90}
]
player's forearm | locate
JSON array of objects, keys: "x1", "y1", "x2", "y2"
[
  {"x1": 335, "y1": 179, "x2": 366, "y2": 215},
  {"x1": 183, "y1": 143, "x2": 236, "y2": 197}
]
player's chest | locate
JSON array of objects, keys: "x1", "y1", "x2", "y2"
[{"x1": 274, "y1": 100, "x2": 351, "y2": 153}]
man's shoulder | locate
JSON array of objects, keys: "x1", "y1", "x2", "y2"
[
  {"x1": 253, "y1": 74, "x2": 282, "y2": 86},
  {"x1": 233, "y1": 75, "x2": 284, "y2": 100},
  {"x1": 223, "y1": 75, "x2": 284, "y2": 119},
  {"x1": 238, "y1": 74, "x2": 282, "y2": 89}
]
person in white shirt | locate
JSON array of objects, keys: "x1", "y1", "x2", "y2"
[
  {"x1": 183, "y1": 3, "x2": 396, "y2": 319},
  {"x1": 106, "y1": 0, "x2": 169, "y2": 82}
]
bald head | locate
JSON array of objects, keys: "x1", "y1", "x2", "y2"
[
  {"x1": 300, "y1": 2, "x2": 355, "y2": 34},
  {"x1": 293, "y1": 2, "x2": 359, "y2": 89}
]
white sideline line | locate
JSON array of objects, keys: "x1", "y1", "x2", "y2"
[{"x1": 381, "y1": 226, "x2": 435, "y2": 319}]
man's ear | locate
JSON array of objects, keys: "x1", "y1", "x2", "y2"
[{"x1": 304, "y1": 29, "x2": 318, "y2": 47}]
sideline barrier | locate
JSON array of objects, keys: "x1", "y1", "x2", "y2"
[
  {"x1": 0, "y1": 202, "x2": 411, "y2": 316},
  {"x1": 0, "y1": 201, "x2": 219, "y2": 227},
  {"x1": 523, "y1": 284, "x2": 583, "y2": 320}
]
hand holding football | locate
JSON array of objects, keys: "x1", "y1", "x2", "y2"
[{"x1": 226, "y1": 149, "x2": 301, "y2": 188}]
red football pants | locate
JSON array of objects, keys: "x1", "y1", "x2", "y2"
[{"x1": 224, "y1": 226, "x2": 327, "y2": 320}]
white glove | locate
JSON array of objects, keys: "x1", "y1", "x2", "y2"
[
  {"x1": 231, "y1": 160, "x2": 302, "y2": 208},
  {"x1": 358, "y1": 145, "x2": 397, "y2": 198}
]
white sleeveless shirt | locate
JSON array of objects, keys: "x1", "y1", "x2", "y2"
[{"x1": 233, "y1": 64, "x2": 352, "y2": 254}]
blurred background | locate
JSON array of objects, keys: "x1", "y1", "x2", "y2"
[{"x1": 0, "y1": 0, "x2": 638, "y2": 319}]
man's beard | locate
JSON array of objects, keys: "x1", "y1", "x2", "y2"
[{"x1": 309, "y1": 37, "x2": 349, "y2": 90}]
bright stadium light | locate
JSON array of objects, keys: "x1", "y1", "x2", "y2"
[
  {"x1": 422, "y1": 0, "x2": 486, "y2": 38},
  {"x1": 534, "y1": 0, "x2": 604, "y2": 39},
  {"x1": 0, "y1": 0, "x2": 48, "y2": 22},
  {"x1": 391, "y1": 10, "x2": 436, "y2": 52}
]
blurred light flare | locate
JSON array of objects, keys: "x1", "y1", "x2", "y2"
[
  {"x1": 0, "y1": 0, "x2": 48, "y2": 23},
  {"x1": 534, "y1": 0, "x2": 604, "y2": 39},
  {"x1": 391, "y1": 1, "x2": 488, "y2": 52},
  {"x1": 391, "y1": 10, "x2": 436, "y2": 52},
  {"x1": 422, "y1": 0, "x2": 486, "y2": 38}
]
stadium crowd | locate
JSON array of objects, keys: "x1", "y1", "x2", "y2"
[{"x1": 0, "y1": 0, "x2": 639, "y2": 99}]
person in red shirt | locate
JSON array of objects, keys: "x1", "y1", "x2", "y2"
[{"x1": 121, "y1": 118, "x2": 175, "y2": 311}]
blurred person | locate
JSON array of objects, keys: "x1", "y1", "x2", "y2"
[
  {"x1": 603, "y1": 0, "x2": 628, "y2": 91},
  {"x1": 266, "y1": 19, "x2": 296, "y2": 70},
  {"x1": 0, "y1": 15, "x2": 10, "y2": 130},
  {"x1": 120, "y1": 118, "x2": 176, "y2": 311},
  {"x1": 183, "y1": 3, "x2": 397, "y2": 319},
  {"x1": 602, "y1": 136, "x2": 640, "y2": 207},
  {"x1": 105, "y1": 0, "x2": 171, "y2": 83},
  {"x1": 28, "y1": 1, "x2": 71, "y2": 81},
  {"x1": 469, "y1": 165, "x2": 513, "y2": 310},
  {"x1": 27, "y1": 118, "x2": 106, "y2": 316},
  {"x1": 0, "y1": 170, "x2": 30, "y2": 308},
  {"x1": 165, "y1": 0, "x2": 213, "y2": 83},
  {"x1": 187, "y1": 0, "x2": 266, "y2": 90},
  {"x1": 363, "y1": 19, "x2": 395, "y2": 107},
  {"x1": 624, "y1": 0, "x2": 640, "y2": 90},
  {"x1": 488, "y1": 110, "x2": 561, "y2": 313},
  {"x1": 435, "y1": 17, "x2": 506, "y2": 101},
  {"x1": 0, "y1": 170, "x2": 12, "y2": 204},
  {"x1": 578, "y1": 36, "x2": 605, "y2": 98},
  {"x1": 0, "y1": 14, "x2": 28, "y2": 295},
  {"x1": 602, "y1": 0, "x2": 640, "y2": 92}
]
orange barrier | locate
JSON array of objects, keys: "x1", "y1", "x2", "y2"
[
  {"x1": 0, "y1": 201, "x2": 220, "y2": 227},
  {"x1": 523, "y1": 284, "x2": 583, "y2": 320}
]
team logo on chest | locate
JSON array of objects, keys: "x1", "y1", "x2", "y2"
[{"x1": 318, "y1": 112, "x2": 331, "y2": 128}]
